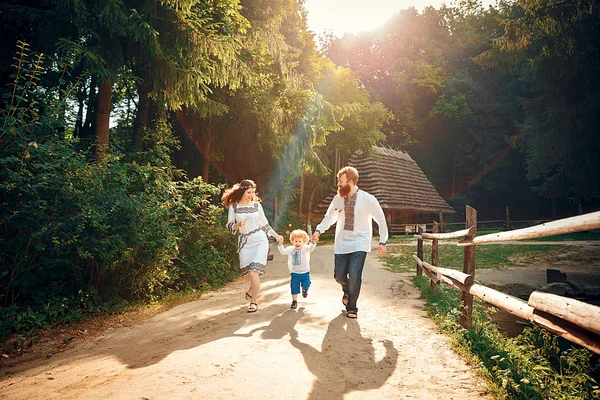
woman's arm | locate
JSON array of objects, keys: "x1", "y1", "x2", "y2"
[
  {"x1": 226, "y1": 205, "x2": 237, "y2": 233},
  {"x1": 257, "y1": 203, "x2": 282, "y2": 240}
]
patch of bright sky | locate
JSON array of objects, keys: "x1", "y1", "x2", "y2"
[{"x1": 304, "y1": 0, "x2": 497, "y2": 38}]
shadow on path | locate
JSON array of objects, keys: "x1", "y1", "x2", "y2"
[{"x1": 290, "y1": 314, "x2": 399, "y2": 400}]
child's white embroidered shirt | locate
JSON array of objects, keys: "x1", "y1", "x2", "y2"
[{"x1": 277, "y1": 242, "x2": 316, "y2": 274}]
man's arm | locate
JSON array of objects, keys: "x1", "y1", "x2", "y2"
[
  {"x1": 312, "y1": 196, "x2": 342, "y2": 242},
  {"x1": 369, "y1": 195, "x2": 388, "y2": 256}
]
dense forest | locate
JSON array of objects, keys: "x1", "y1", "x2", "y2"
[{"x1": 1, "y1": 0, "x2": 599, "y2": 339}]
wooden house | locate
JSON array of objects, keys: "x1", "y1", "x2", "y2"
[{"x1": 314, "y1": 146, "x2": 455, "y2": 234}]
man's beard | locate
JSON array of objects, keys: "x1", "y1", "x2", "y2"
[{"x1": 337, "y1": 183, "x2": 351, "y2": 198}]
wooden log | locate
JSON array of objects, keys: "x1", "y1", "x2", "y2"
[
  {"x1": 431, "y1": 222, "x2": 439, "y2": 295},
  {"x1": 411, "y1": 255, "x2": 441, "y2": 284},
  {"x1": 460, "y1": 206, "x2": 477, "y2": 329},
  {"x1": 458, "y1": 210, "x2": 600, "y2": 246},
  {"x1": 440, "y1": 275, "x2": 467, "y2": 292},
  {"x1": 421, "y1": 225, "x2": 476, "y2": 240},
  {"x1": 528, "y1": 291, "x2": 600, "y2": 337},
  {"x1": 422, "y1": 265, "x2": 441, "y2": 284},
  {"x1": 438, "y1": 277, "x2": 600, "y2": 354},
  {"x1": 530, "y1": 310, "x2": 600, "y2": 355},
  {"x1": 470, "y1": 284, "x2": 534, "y2": 321},
  {"x1": 412, "y1": 253, "x2": 423, "y2": 267},
  {"x1": 416, "y1": 226, "x2": 423, "y2": 277},
  {"x1": 411, "y1": 255, "x2": 473, "y2": 286},
  {"x1": 428, "y1": 263, "x2": 473, "y2": 286}
]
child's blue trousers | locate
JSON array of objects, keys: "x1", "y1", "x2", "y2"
[{"x1": 290, "y1": 272, "x2": 311, "y2": 295}]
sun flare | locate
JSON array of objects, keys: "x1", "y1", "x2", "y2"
[{"x1": 304, "y1": 0, "x2": 495, "y2": 37}]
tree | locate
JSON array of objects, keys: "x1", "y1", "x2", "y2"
[{"x1": 475, "y1": 0, "x2": 600, "y2": 204}]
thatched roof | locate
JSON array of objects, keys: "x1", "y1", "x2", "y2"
[{"x1": 315, "y1": 146, "x2": 455, "y2": 215}]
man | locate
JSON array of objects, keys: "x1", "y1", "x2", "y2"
[{"x1": 311, "y1": 166, "x2": 388, "y2": 319}]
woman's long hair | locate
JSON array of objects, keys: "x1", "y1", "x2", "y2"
[{"x1": 221, "y1": 179, "x2": 261, "y2": 206}]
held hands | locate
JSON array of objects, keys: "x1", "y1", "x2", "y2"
[
  {"x1": 276, "y1": 235, "x2": 284, "y2": 244},
  {"x1": 311, "y1": 231, "x2": 320, "y2": 243}
]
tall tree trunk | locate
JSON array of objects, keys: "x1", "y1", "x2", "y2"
[
  {"x1": 451, "y1": 151, "x2": 456, "y2": 199},
  {"x1": 273, "y1": 195, "x2": 278, "y2": 226},
  {"x1": 95, "y1": 82, "x2": 112, "y2": 162},
  {"x1": 133, "y1": 82, "x2": 150, "y2": 151},
  {"x1": 81, "y1": 74, "x2": 98, "y2": 140},
  {"x1": 332, "y1": 149, "x2": 338, "y2": 186},
  {"x1": 202, "y1": 137, "x2": 211, "y2": 182},
  {"x1": 74, "y1": 93, "x2": 84, "y2": 137},
  {"x1": 307, "y1": 183, "x2": 317, "y2": 235},
  {"x1": 298, "y1": 173, "x2": 305, "y2": 215}
]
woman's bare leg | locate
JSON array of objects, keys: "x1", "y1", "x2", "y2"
[{"x1": 248, "y1": 271, "x2": 260, "y2": 302}]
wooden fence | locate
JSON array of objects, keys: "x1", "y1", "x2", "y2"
[{"x1": 412, "y1": 206, "x2": 600, "y2": 355}]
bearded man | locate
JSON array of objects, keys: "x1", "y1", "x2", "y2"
[{"x1": 311, "y1": 166, "x2": 388, "y2": 319}]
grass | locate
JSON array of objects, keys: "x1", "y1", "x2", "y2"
[{"x1": 383, "y1": 243, "x2": 573, "y2": 273}]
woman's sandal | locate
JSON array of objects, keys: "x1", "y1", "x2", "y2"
[
  {"x1": 248, "y1": 302, "x2": 258, "y2": 313},
  {"x1": 245, "y1": 291, "x2": 252, "y2": 301}
]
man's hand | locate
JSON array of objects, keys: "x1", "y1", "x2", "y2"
[
  {"x1": 311, "y1": 231, "x2": 320, "y2": 243},
  {"x1": 377, "y1": 244, "x2": 386, "y2": 256}
]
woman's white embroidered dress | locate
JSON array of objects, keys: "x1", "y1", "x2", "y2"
[{"x1": 227, "y1": 202, "x2": 277, "y2": 276}]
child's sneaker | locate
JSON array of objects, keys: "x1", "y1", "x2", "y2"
[
  {"x1": 302, "y1": 289, "x2": 308, "y2": 298},
  {"x1": 291, "y1": 300, "x2": 298, "y2": 309}
]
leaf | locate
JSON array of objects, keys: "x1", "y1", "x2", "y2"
[
  {"x1": 59, "y1": 78, "x2": 66, "y2": 85},
  {"x1": 532, "y1": 365, "x2": 551, "y2": 371}
]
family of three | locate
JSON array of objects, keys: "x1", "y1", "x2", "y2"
[{"x1": 221, "y1": 166, "x2": 388, "y2": 318}]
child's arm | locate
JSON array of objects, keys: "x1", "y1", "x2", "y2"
[
  {"x1": 307, "y1": 241, "x2": 317, "y2": 252},
  {"x1": 277, "y1": 243, "x2": 290, "y2": 255}
]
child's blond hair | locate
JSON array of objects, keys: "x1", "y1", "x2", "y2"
[{"x1": 289, "y1": 229, "x2": 310, "y2": 244}]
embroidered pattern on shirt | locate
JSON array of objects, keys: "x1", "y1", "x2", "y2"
[
  {"x1": 291, "y1": 249, "x2": 302, "y2": 265},
  {"x1": 237, "y1": 225, "x2": 270, "y2": 253},
  {"x1": 234, "y1": 203, "x2": 258, "y2": 214},
  {"x1": 343, "y1": 190, "x2": 359, "y2": 231},
  {"x1": 227, "y1": 222, "x2": 236, "y2": 233}
]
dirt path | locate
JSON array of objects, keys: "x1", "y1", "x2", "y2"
[{"x1": 1, "y1": 244, "x2": 490, "y2": 400}]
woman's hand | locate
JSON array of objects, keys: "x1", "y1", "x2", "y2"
[
  {"x1": 276, "y1": 235, "x2": 284, "y2": 244},
  {"x1": 236, "y1": 219, "x2": 247, "y2": 230}
]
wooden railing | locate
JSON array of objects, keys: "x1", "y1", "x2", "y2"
[{"x1": 412, "y1": 206, "x2": 600, "y2": 355}]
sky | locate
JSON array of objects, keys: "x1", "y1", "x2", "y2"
[{"x1": 303, "y1": 0, "x2": 496, "y2": 38}]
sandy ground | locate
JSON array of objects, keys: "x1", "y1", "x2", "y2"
[{"x1": 0, "y1": 243, "x2": 491, "y2": 400}]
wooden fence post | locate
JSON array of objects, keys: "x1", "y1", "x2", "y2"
[
  {"x1": 431, "y1": 221, "x2": 439, "y2": 294},
  {"x1": 505, "y1": 206, "x2": 510, "y2": 231},
  {"x1": 416, "y1": 226, "x2": 423, "y2": 276},
  {"x1": 459, "y1": 206, "x2": 477, "y2": 329}
]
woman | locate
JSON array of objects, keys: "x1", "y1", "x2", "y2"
[{"x1": 222, "y1": 179, "x2": 283, "y2": 312}]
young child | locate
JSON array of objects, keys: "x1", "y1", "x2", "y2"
[{"x1": 277, "y1": 229, "x2": 316, "y2": 309}]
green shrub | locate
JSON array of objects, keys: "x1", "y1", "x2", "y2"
[{"x1": 0, "y1": 44, "x2": 238, "y2": 343}]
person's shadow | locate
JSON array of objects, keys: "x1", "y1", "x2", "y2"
[
  {"x1": 235, "y1": 306, "x2": 306, "y2": 340},
  {"x1": 289, "y1": 314, "x2": 398, "y2": 400}
]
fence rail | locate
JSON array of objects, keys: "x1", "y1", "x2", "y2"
[{"x1": 412, "y1": 206, "x2": 600, "y2": 355}]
